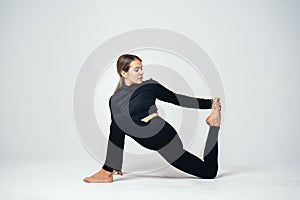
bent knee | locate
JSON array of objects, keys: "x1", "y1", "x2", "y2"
[
  {"x1": 201, "y1": 172, "x2": 217, "y2": 179},
  {"x1": 199, "y1": 167, "x2": 218, "y2": 179}
]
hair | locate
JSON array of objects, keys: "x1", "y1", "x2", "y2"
[{"x1": 114, "y1": 54, "x2": 142, "y2": 93}]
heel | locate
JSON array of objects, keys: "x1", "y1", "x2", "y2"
[{"x1": 206, "y1": 115, "x2": 211, "y2": 125}]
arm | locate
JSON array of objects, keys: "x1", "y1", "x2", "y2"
[
  {"x1": 153, "y1": 80, "x2": 212, "y2": 109},
  {"x1": 102, "y1": 98, "x2": 125, "y2": 172}
]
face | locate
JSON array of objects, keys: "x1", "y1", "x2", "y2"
[{"x1": 121, "y1": 59, "x2": 144, "y2": 85}]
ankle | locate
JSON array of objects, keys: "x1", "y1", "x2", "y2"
[
  {"x1": 101, "y1": 169, "x2": 113, "y2": 176},
  {"x1": 210, "y1": 120, "x2": 220, "y2": 127}
]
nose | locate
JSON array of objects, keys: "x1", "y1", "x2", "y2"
[{"x1": 139, "y1": 69, "x2": 144, "y2": 75}]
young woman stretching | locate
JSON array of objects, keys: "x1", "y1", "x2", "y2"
[{"x1": 83, "y1": 54, "x2": 222, "y2": 183}]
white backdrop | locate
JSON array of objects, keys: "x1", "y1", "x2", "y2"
[{"x1": 1, "y1": 0, "x2": 299, "y2": 176}]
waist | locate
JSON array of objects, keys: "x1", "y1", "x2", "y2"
[{"x1": 141, "y1": 112, "x2": 159, "y2": 123}]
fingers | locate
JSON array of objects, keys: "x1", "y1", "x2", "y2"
[
  {"x1": 112, "y1": 170, "x2": 123, "y2": 176},
  {"x1": 213, "y1": 97, "x2": 220, "y2": 103},
  {"x1": 212, "y1": 97, "x2": 222, "y2": 110}
]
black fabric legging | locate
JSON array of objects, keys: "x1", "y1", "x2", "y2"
[{"x1": 103, "y1": 116, "x2": 219, "y2": 179}]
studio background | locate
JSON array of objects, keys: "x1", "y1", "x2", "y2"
[{"x1": 1, "y1": 0, "x2": 299, "y2": 199}]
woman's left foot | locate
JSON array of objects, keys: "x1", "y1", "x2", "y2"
[
  {"x1": 209, "y1": 98, "x2": 221, "y2": 127},
  {"x1": 210, "y1": 108, "x2": 221, "y2": 127},
  {"x1": 206, "y1": 115, "x2": 212, "y2": 125}
]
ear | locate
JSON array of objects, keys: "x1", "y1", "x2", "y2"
[{"x1": 121, "y1": 70, "x2": 127, "y2": 78}]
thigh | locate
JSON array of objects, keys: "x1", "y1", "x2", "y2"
[{"x1": 131, "y1": 117, "x2": 181, "y2": 151}]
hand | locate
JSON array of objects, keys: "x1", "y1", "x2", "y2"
[
  {"x1": 212, "y1": 97, "x2": 221, "y2": 110},
  {"x1": 112, "y1": 170, "x2": 123, "y2": 176}
]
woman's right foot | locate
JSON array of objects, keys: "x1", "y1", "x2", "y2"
[{"x1": 83, "y1": 169, "x2": 113, "y2": 183}]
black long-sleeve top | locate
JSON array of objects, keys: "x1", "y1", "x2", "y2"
[
  {"x1": 103, "y1": 78, "x2": 213, "y2": 172},
  {"x1": 110, "y1": 78, "x2": 212, "y2": 124}
]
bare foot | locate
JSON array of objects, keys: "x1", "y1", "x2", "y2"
[
  {"x1": 207, "y1": 98, "x2": 221, "y2": 127},
  {"x1": 210, "y1": 106, "x2": 221, "y2": 127},
  {"x1": 210, "y1": 108, "x2": 221, "y2": 127},
  {"x1": 206, "y1": 115, "x2": 212, "y2": 125},
  {"x1": 83, "y1": 169, "x2": 113, "y2": 183}
]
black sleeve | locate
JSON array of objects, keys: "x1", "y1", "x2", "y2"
[
  {"x1": 102, "y1": 97, "x2": 125, "y2": 172},
  {"x1": 153, "y1": 80, "x2": 212, "y2": 109}
]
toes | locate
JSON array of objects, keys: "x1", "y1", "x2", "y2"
[{"x1": 83, "y1": 178, "x2": 90, "y2": 183}]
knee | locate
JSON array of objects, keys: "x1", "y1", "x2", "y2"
[
  {"x1": 200, "y1": 166, "x2": 218, "y2": 179},
  {"x1": 201, "y1": 171, "x2": 217, "y2": 179}
]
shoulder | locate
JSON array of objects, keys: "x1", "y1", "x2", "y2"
[
  {"x1": 110, "y1": 92, "x2": 121, "y2": 103},
  {"x1": 110, "y1": 91, "x2": 122, "y2": 105}
]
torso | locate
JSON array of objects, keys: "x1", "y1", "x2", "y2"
[{"x1": 110, "y1": 78, "x2": 158, "y2": 123}]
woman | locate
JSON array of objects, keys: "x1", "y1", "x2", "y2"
[{"x1": 83, "y1": 54, "x2": 222, "y2": 183}]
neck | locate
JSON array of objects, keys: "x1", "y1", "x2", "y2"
[{"x1": 123, "y1": 78, "x2": 133, "y2": 87}]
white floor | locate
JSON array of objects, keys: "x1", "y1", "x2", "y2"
[{"x1": 1, "y1": 157, "x2": 299, "y2": 200}]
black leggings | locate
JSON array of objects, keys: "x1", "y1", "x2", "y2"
[{"x1": 103, "y1": 116, "x2": 219, "y2": 179}]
